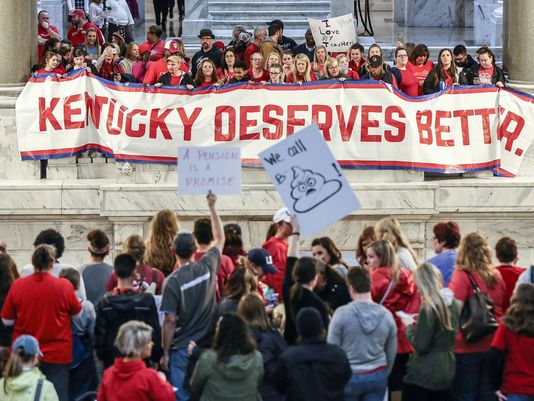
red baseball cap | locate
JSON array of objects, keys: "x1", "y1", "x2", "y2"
[
  {"x1": 68, "y1": 9, "x2": 85, "y2": 17},
  {"x1": 165, "y1": 40, "x2": 181, "y2": 55}
]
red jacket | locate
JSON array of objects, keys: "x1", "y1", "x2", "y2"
[
  {"x1": 371, "y1": 267, "x2": 420, "y2": 354},
  {"x1": 98, "y1": 358, "x2": 175, "y2": 401}
]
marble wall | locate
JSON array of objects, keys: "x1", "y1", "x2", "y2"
[{"x1": 394, "y1": 0, "x2": 473, "y2": 27}]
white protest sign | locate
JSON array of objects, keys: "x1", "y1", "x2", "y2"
[
  {"x1": 309, "y1": 14, "x2": 357, "y2": 53},
  {"x1": 259, "y1": 125, "x2": 360, "y2": 238},
  {"x1": 178, "y1": 146, "x2": 241, "y2": 195}
]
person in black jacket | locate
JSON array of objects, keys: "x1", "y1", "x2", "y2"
[
  {"x1": 462, "y1": 46, "x2": 506, "y2": 88},
  {"x1": 273, "y1": 307, "x2": 351, "y2": 401},
  {"x1": 94, "y1": 254, "x2": 162, "y2": 368},
  {"x1": 423, "y1": 48, "x2": 468, "y2": 94},
  {"x1": 282, "y1": 215, "x2": 330, "y2": 345},
  {"x1": 156, "y1": 55, "x2": 194, "y2": 88},
  {"x1": 238, "y1": 293, "x2": 287, "y2": 401}
]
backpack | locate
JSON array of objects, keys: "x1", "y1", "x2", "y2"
[{"x1": 71, "y1": 322, "x2": 93, "y2": 369}]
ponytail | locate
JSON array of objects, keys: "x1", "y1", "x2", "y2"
[
  {"x1": 31, "y1": 244, "x2": 56, "y2": 272},
  {"x1": 3, "y1": 349, "x2": 34, "y2": 392}
]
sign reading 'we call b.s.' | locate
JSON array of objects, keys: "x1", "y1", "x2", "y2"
[{"x1": 259, "y1": 125, "x2": 361, "y2": 238}]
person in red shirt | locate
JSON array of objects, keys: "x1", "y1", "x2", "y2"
[
  {"x1": 193, "y1": 59, "x2": 221, "y2": 88},
  {"x1": 1, "y1": 244, "x2": 82, "y2": 401},
  {"x1": 247, "y1": 52, "x2": 270, "y2": 83},
  {"x1": 37, "y1": 10, "x2": 60, "y2": 62},
  {"x1": 490, "y1": 284, "x2": 534, "y2": 400},
  {"x1": 67, "y1": 9, "x2": 105, "y2": 48},
  {"x1": 35, "y1": 50, "x2": 66, "y2": 77},
  {"x1": 348, "y1": 43, "x2": 366, "y2": 73},
  {"x1": 262, "y1": 207, "x2": 294, "y2": 299},
  {"x1": 392, "y1": 47, "x2": 419, "y2": 97},
  {"x1": 193, "y1": 217, "x2": 235, "y2": 300},
  {"x1": 448, "y1": 232, "x2": 506, "y2": 401},
  {"x1": 143, "y1": 39, "x2": 188, "y2": 85},
  {"x1": 244, "y1": 26, "x2": 267, "y2": 68},
  {"x1": 98, "y1": 320, "x2": 175, "y2": 401},
  {"x1": 285, "y1": 53, "x2": 317, "y2": 83},
  {"x1": 139, "y1": 25, "x2": 166, "y2": 62},
  {"x1": 407, "y1": 44, "x2": 434, "y2": 96},
  {"x1": 494, "y1": 237, "x2": 526, "y2": 311},
  {"x1": 366, "y1": 239, "x2": 420, "y2": 401}
]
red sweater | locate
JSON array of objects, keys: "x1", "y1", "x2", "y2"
[{"x1": 98, "y1": 358, "x2": 175, "y2": 401}]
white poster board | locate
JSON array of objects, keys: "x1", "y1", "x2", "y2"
[
  {"x1": 178, "y1": 146, "x2": 241, "y2": 195},
  {"x1": 308, "y1": 14, "x2": 357, "y2": 53},
  {"x1": 259, "y1": 125, "x2": 361, "y2": 238}
]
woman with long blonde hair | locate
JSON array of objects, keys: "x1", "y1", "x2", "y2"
[
  {"x1": 401, "y1": 263, "x2": 461, "y2": 401},
  {"x1": 449, "y1": 232, "x2": 506, "y2": 401},
  {"x1": 145, "y1": 209, "x2": 179, "y2": 277},
  {"x1": 375, "y1": 217, "x2": 418, "y2": 271},
  {"x1": 367, "y1": 240, "x2": 420, "y2": 401},
  {"x1": 287, "y1": 53, "x2": 316, "y2": 83}
]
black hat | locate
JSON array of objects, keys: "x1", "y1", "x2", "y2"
[
  {"x1": 198, "y1": 28, "x2": 215, "y2": 39},
  {"x1": 296, "y1": 307, "x2": 325, "y2": 339},
  {"x1": 369, "y1": 55, "x2": 383, "y2": 67}
]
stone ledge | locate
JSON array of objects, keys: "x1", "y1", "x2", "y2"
[{"x1": 0, "y1": 178, "x2": 532, "y2": 216}]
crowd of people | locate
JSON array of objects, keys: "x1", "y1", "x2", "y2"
[
  {"x1": 35, "y1": 8, "x2": 506, "y2": 95},
  {"x1": 0, "y1": 191, "x2": 533, "y2": 401}
]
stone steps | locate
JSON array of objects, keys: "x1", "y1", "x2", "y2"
[{"x1": 208, "y1": 1, "x2": 330, "y2": 12}]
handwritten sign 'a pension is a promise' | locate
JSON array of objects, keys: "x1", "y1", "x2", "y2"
[
  {"x1": 178, "y1": 146, "x2": 241, "y2": 195},
  {"x1": 259, "y1": 125, "x2": 360, "y2": 238},
  {"x1": 309, "y1": 14, "x2": 357, "y2": 53}
]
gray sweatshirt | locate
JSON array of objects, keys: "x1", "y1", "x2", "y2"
[{"x1": 327, "y1": 300, "x2": 397, "y2": 373}]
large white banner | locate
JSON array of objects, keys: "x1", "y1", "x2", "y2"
[{"x1": 16, "y1": 72, "x2": 534, "y2": 177}]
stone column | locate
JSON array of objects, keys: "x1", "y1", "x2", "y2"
[
  {"x1": 0, "y1": 0, "x2": 36, "y2": 83},
  {"x1": 505, "y1": 0, "x2": 534, "y2": 93}
]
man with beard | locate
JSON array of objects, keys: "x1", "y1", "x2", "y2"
[
  {"x1": 191, "y1": 29, "x2": 223, "y2": 78},
  {"x1": 67, "y1": 9, "x2": 105, "y2": 47},
  {"x1": 293, "y1": 28, "x2": 316, "y2": 63},
  {"x1": 453, "y1": 44, "x2": 476, "y2": 73}
]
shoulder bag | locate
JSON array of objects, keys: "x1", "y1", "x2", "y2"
[{"x1": 460, "y1": 271, "x2": 498, "y2": 343}]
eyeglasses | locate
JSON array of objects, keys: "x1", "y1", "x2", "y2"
[
  {"x1": 327, "y1": 65, "x2": 339, "y2": 70},
  {"x1": 251, "y1": 58, "x2": 262, "y2": 61},
  {"x1": 397, "y1": 55, "x2": 408, "y2": 58},
  {"x1": 269, "y1": 71, "x2": 281, "y2": 75}
]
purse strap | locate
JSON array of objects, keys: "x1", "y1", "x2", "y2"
[
  {"x1": 380, "y1": 280, "x2": 395, "y2": 305},
  {"x1": 34, "y1": 379, "x2": 43, "y2": 401},
  {"x1": 465, "y1": 271, "x2": 481, "y2": 293},
  {"x1": 530, "y1": 266, "x2": 534, "y2": 284}
]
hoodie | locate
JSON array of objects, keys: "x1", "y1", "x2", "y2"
[
  {"x1": 0, "y1": 368, "x2": 58, "y2": 401},
  {"x1": 328, "y1": 301, "x2": 398, "y2": 373},
  {"x1": 190, "y1": 349, "x2": 263, "y2": 401},
  {"x1": 98, "y1": 358, "x2": 175, "y2": 401}
]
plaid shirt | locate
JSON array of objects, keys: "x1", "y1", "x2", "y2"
[{"x1": 99, "y1": 61, "x2": 125, "y2": 81}]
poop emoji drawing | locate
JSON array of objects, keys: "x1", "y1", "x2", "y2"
[{"x1": 290, "y1": 166, "x2": 342, "y2": 213}]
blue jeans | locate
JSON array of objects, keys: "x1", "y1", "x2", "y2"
[
  {"x1": 170, "y1": 347, "x2": 190, "y2": 401},
  {"x1": 345, "y1": 368, "x2": 388, "y2": 401},
  {"x1": 506, "y1": 395, "x2": 534, "y2": 401},
  {"x1": 453, "y1": 352, "x2": 496, "y2": 401}
]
